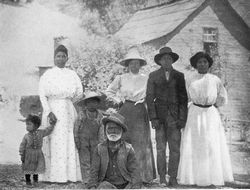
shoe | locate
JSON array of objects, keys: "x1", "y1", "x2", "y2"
[
  {"x1": 159, "y1": 176, "x2": 168, "y2": 187},
  {"x1": 26, "y1": 181, "x2": 32, "y2": 186},
  {"x1": 208, "y1": 184, "x2": 217, "y2": 189},
  {"x1": 33, "y1": 181, "x2": 39, "y2": 187},
  {"x1": 168, "y1": 177, "x2": 178, "y2": 187}
]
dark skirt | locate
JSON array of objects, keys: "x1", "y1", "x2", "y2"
[
  {"x1": 119, "y1": 101, "x2": 156, "y2": 182},
  {"x1": 22, "y1": 149, "x2": 45, "y2": 174}
]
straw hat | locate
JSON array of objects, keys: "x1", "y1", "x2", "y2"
[
  {"x1": 77, "y1": 91, "x2": 102, "y2": 107},
  {"x1": 120, "y1": 48, "x2": 147, "y2": 67}
]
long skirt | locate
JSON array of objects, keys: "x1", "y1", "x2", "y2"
[
  {"x1": 119, "y1": 101, "x2": 156, "y2": 182},
  {"x1": 40, "y1": 99, "x2": 82, "y2": 182},
  {"x1": 177, "y1": 104, "x2": 234, "y2": 186}
]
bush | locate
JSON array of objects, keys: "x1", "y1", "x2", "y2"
[{"x1": 66, "y1": 36, "x2": 158, "y2": 94}]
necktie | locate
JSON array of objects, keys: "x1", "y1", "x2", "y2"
[{"x1": 165, "y1": 71, "x2": 169, "y2": 81}]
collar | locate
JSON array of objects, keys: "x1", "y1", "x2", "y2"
[
  {"x1": 129, "y1": 71, "x2": 140, "y2": 76},
  {"x1": 103, "y1": 139, "x2": 124, "y2": 146},
  {"x1": 54, "y1": 66, "x2": 66, "y2": 72},
  {"x1": 85, "y1": 109, "x2": 98, "y2": 119},
  {"x1": 28, "y1": 130, "x2": 37, "y2": 134},
  {"x1": 161, "y1": 66, "x2": 173, "y2": 73},
  {"x1": 107, "y1": 139, "x2": 122, "y2": 152}
]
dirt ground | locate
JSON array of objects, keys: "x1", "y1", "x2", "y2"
[{"x1": 1, "y1": 164, "x2": 250, "y2": 189}]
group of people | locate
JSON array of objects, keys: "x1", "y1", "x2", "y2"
[{"x1": 19, "y1": 44, "x2": 234, "y2": 188}]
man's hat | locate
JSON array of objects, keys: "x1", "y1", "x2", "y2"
[
  {"x1": 77, "y1": 91, "x2": 102, "y2": 107},
  {"x1": 120, "y1": 48, "x2": 147, "y2": 67},
  {"x1": 102, "y1": 112, "x2": 128, "y2": 132},
  {"x1": 154, "y1": 46, "x2": 179, "y2": 65}
]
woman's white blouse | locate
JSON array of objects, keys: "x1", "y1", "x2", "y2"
[
  {"x1": 106, "y1": 72, "x2": 148, "y2": 103},
  {"x1": 186, "y1": 72, "x2": 228, "y2": 107},
  {"x1": 39, "y1": 67, "x2": 83, "y2": 116}
]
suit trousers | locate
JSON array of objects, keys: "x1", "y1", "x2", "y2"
[{"x1": 155, "y1": 114, "x2": 181, "y2": 178}]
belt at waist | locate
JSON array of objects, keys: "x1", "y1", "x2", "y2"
[{"x1": 193, "y1": 103, "x2": 212, "y2": 108}]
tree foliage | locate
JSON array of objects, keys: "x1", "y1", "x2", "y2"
[{"x1": 65, "y1": 36, "x2": 158, "y2": 94}]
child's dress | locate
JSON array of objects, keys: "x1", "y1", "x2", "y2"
[{"x1": 19, "y1": 126, "x2": 54, "y2": 174}]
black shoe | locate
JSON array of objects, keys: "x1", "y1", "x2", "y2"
[
  {"x1": 168, "y1": 177, "x2": 178, "y2": 187},
  {"x1": 159, "y1": 176, "x2": 168, "y2": 187},
  {"x1": 26, "y1": 181, "x2": 32, "y2": 186}
]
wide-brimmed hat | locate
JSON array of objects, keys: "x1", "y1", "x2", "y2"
[
  {"x1": 120, "y1": 48, "x2": 147, "y2": 67},
  {"x1": 154, "y1": 47, "x2": 179, "y2": 65},
  {"x1": 190, "y1": 52, "x2": 213, "y2": 68},
  {"x1": 77, "y1": 91, "x2": 102, "y2": 107},
  {"x1": 102, "y1": 112, "x2": 128, "y2": 132}
]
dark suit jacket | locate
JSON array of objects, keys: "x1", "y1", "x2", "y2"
[
  {"x1": 146, "y1": 67, "x2": 188, "y2": 128},
  {"x1": 87, "y1": 140, "x2": 142, "y2": 189}
]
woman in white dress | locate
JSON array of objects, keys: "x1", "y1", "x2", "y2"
[
  {"x1": 39, "y1": 45, "x2": 83, "y2": 182},
  {"x1": 106, "y1": 48, "x2": 156, "y2": 183},
  {"x1": 177, "y1": 52, "x2": 234, "y2": 187}
]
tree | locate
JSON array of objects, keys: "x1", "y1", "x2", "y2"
[{"x1": 64, "y1": 36, "x2": 157, "y2": 93}]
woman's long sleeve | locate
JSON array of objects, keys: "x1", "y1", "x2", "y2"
[
  {"x1": 216, "y1": 80, "x2": 228, "y2": 107},
  {"x1": 106, "y1": 75, "x2": 121, "y2": 103},
  {"x1": 73, "y1": 73, "x2": 83, "y2": 102},
  {"x1": 39, "y1": 75, "x2": 51, "y2": 117}
]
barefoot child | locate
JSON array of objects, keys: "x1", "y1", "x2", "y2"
[
  {"x1": 19, "y1": 114, "x2": 57, "y2": 185},
  {"x1": 74, "y1": 91, "x2": 105, "y2": 184}
]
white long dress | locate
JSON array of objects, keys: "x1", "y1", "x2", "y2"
[
  {"x1": 177, "y1": 73, "x2": 234, "y2": 186},
  {"x1": 39, "y1": 66, "x2": 83, "y2": 182}
]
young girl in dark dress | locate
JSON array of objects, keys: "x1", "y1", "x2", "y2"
[{"x1": 19, "y1": 114, "x2": 56, "y2": 185}]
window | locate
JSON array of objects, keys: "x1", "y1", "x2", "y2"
[{"x1": 203, "y1": 27, "x2": 218, "y2": 55}]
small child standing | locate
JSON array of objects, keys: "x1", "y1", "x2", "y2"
[
  {"x1": 74, "y1": 91, "x2": 105, "y2": 184},
  {"x1": 19, "y1": 114, "x2": 57, "y2": 186}
]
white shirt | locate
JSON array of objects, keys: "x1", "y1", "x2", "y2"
[
  {"x1": 106, "y1": 72, "x2": 148, "y2": 103},
  {"x1": 186, "y1": 72, "x2": 228, "y2": 107}
]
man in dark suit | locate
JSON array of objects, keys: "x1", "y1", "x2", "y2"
[{"x1": 146, "y1": 47, "x2": 188, "y2": 187}]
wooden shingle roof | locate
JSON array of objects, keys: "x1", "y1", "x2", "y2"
[
  {"x1": 116, "y1": 0, "x2": 250, "y2": 50},
  {"x1": 116, "y1": 0, "x2": 205, "y2": 45}
]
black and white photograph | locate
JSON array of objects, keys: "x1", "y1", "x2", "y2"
[{"x1": 1, "y1": 0, "x2": 250, "y2": 189}]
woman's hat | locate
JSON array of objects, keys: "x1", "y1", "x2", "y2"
[
  {"x1": 77, "y1": 91, "x2": 102, "y2": 107},
  {"x1": 120, "y1": 48, "x2": 147, "y2": 67},
  {"x1": 102, "y1": 112, "x2": 128, "y2": 132},
  {"x1": 154, "y1": 46, "x2": 179, "y2": 65},
  {"x1": 190, "y1": 52, "x2": 213, "y2": 68},
  {"x1": 54, "y1": 44, "x2": 68, "y2": 57}
]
